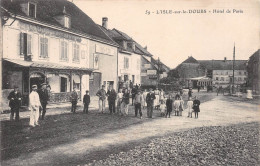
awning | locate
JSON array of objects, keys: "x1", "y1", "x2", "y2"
[
  {"x1": 3, "y1": 58, "x2": 94, "y2": 73},
  {"x1": 188, "y1": 76, "x2": 212, "y2": 81}
]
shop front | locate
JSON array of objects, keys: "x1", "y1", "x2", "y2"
[{"x1": 2, "y1": 59, "x2": 93, "y2": 107}]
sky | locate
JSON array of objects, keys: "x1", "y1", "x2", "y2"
[{"x1": 74, "y1": 0, "x2": 259, "y2": 69}]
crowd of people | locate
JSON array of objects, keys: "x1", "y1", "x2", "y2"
[
  {"x1": 96, "y1": 85, "x2": 201, "y2": 119},
  {"x1": 7, "y1": 83, "x2": 201, "y2": 127}
]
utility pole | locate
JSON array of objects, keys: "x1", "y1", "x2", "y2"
[
  {"x1": 157, "y1": 57, "x2": 161, "y2": 88},
  {"x1": 232, "y1": 43, "x2": 235, "y2": 94}
]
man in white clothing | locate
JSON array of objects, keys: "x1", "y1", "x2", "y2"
[{"x1": 29, "y1": 85, "x2": 42, "y2": 127}]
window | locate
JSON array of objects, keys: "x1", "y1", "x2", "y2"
[
  {"x1": 64, "y1": 16, "x2": 70, "y2": 28},
  {"x1": 20, "y1": 32, "x2": 32, "y2": 55},
  {"x1": 124, "y1": 57, "x2": 129, "y2": 69},
  {"x1": 244, "y1": 71, "x2": 246, "y2": 75},
  {"x1": 238, "y1": 77, "x2": 242, "y2": 81},
  {"x1": 73, "y1": 43, "x2": 80, "y2": 62},
  {"x1": 244, "y1": 77, "x2": 247, "y2": 81},
  {"x1": 226, "y1": 71, "x2": 228, "y2": 75},
  {"x1": 60, "y1": 41, "x2": 68, "y2": 61},
  {"x1": 239, "y1": 71, "x2": 241, "y2": 75},
  {"x1": 40, "y1": 37, "x2": 48, "y2": 58},
  {"x1": 29, "y1": 3, "x2": 36, "y2": 18},
  {"x1": 216, "y1": 77, "x2": 219, "y2": 81},
  {"x1": 137, "y1": 59, "x2": 140, "y2": 70},
  {"x1": 221, "y1": 77, "x2": 224, "y2": 81}
]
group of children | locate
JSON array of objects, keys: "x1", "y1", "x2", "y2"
[{"x1": 158, "y1": 94, "x2": 200, "y2": 119}]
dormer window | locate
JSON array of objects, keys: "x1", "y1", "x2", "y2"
[
  {"x1": 64, "y1": 16, "x2": 69, "y2": 28},
  {"x1": 53, "y1": 6, "x2": 71, "y2": 28},
  {"x1": 28, "y1": 3, "x2": 36, "y2": 18}
]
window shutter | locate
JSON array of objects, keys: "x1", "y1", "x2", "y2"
[
  {"x1": 20, "y1": 33, "x2": 24, "y2": 55},
  {"x1": 27, "y1": 34, "x2": 32, "y2": 54},
  {"x1": 45, "y1": 38, "x2": 48, "y2": 58}
]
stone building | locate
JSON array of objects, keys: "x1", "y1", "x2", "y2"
[
  {"x1": 247, "y1": 49, "x2": 259, "y2": 94},
  {"x1": 1, "y1": 0, "x2": 118, "y2": 109},
  {"x1": 176, "y1": 56, "x2": 247, "y2": 88}
]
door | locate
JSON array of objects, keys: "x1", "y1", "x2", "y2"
[{"x1": 60, "y1": 77, "x2": 67, "y2": 92}]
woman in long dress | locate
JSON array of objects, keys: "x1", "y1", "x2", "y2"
[
  {"x1": 154, "y1": 88, "x2": 160, "y2": 109},
  {"x1": 142, "y1": 89, "x2": 148, "y2": 109}
]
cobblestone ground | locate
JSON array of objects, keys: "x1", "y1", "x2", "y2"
[
  {"x1": 1, "y1": 92, "x2": 259, "y2": 165},
  {"x1": 87, "y1": 122, "x2": 259, "y2": 166}
]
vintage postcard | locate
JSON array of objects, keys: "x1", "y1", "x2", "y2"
[{"x1": 1, "y1": 0, "x2": 259, "y2": 165}]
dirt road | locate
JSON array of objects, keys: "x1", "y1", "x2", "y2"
[{"x1": 2, "y1": 95, "x2": 259, "y2": 165}]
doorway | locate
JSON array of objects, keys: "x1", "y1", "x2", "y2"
[{"x1": 30, "y1": 73, "x2": 45, "y2": 91}]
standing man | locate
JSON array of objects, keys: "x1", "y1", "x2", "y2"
[
  {"x1": 134, "y1": 90, "x2": 143, "y2": 119},
  {"x1": 38, "y1": 83, "x2": 49, "y2": 120},
  {"x1": 131, "y1": 87, "x2": 136, "y2": 106},
  {"x1": 70, "y1": 87, "x2": 78, "y2": 113},
  {"x1": 96, "y1": 85, "x2": 107, "y2": 113},
  {"x1": 83, "y1": 90, "x2": 90, "y2": 113},
  {"x1": 29, "y1": 85, "x2": 41, "y2": 127},
  {"x1": 146, "y1": 88, "x2": 155, "y2": 118},
  {"x1": 8, "y1": 86, "x2": 22, "y2": 121},
  {"x1": 188, "y1": 88, "x2": 193, "y2": 98},
  {"x1": 107, "y1": 85, "x2": 117, "y2": 114}
]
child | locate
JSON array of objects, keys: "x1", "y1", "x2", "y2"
[
  {"x1": 166, "y1": 95, "x2": 173, "y2": 118},
  {"x1": 187, "y1": 97, "x2": 193, "y2": 118},
  {"x1": 83, "y1": 90, "x2": 90, "y2": 113},
  {"x1": 179, "y1": 96, "x2": 184, "y2": 116},
  {"x1": 159, "y1": 98, "x2": 166, "y2": 117},
  {"x1": 173, "y1": 97, "x2": 180, "y2": 116},
  {"x1": 193, "y1": 96, "x2": 200, "y2": 118}
]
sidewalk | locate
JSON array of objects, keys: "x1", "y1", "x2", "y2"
[{"x1": 0, "y1": 96, "x2": 101, "y2": 121}]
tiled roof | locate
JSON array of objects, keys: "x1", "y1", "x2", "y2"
[
  {"x1": 4, "y1": 58, "x2": 94, "y2": 72},
  {"x1": 1, "y1": 0, "x2": 117, "y2": 46},
  {"x1": 198, "y1": 60, "x2": 247, "y2": 70},
  {"x1": 182, "y1": 56, "x2": 199, "y2": 63},
  {"x1": 113, "y1": 29, "x2": 153, "y2": 56}
]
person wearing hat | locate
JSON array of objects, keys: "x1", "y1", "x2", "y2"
[
  {"x1": 7, "y1": 85, "x2": 22, "y2": 121},
  {"x1": 146, "y1": 88, "x2": 156, "y2": 118},
  {"x1": 37, "y1": 83, "x2": 49, "y2": 120},
  {"x1": 134, "y1": 89, "x2": 143, "y2": 119},
  {"x1": 29, "y1": 85, "x2": 42, "y2": 127},
  {"x1": 83, "y1": 90, "x2": 90, "y2": 113},
  {"x1": 70, "y1": 87, "x2": 78, "y2": 113},
  {"x1": 107, "y1": 85, "x2": 117, "y2": 114},
  {"x1": 96, "y1": 85, "x2": 107, "y2": 113}
]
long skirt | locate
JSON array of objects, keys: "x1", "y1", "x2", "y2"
[{"x1": 154, "y1": 95, "x2": 160, "y2": 106}]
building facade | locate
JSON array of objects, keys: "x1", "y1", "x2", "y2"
[
  {"x1": 1, "y1": 0, "x2": 118, "y2": 109},
  {"x1": 247, "y1": 49, "x2": 260, "y2": 94}
]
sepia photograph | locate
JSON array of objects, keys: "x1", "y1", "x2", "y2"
[{"x1": 0, "y1": 0, "x2": 259, "y2": 165}]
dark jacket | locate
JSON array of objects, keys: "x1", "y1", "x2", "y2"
[
  {"x1": 122, "y1": 92, "x2": 130, "y2": 104},
  {"x1": 8, "y1": 91, "x2": 22, "y2": 108},
  {"x1": 70, "y1": 91, "x2": 78, "y2": 102},
  {"x1": 83, "y1": 94, "x2": 90, "y2": 105},
  {"x1": 37, "y1": 89, "x2": 49, "y2": 104},
  {"x1": 166, "y1": 98, "x2": 173, "y2": 111},
  {"x1": 107, "y1": 89, "x2": 117, "y2": 101},
  {"x1": 146, "y1": 92, "x2": 155, "y2": 106},
  {"x1": 193, "y1": 99, "x2": 200, "y2": 112}
]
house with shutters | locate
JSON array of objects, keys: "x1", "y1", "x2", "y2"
[
  {"x1": 175, "y1": 56, "x2": 247, "y2": 88},
  {"x1": 98, "y1": 18, "x2": 170, "y2": 90},
  {"x1": 1, "y1": 0, "x2": 118, "y2": 109}
]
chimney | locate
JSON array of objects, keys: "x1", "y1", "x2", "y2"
[
  {"x1": 132, "y1": 42, "x2": 135, "y2": 51},
  {"x1": 224, "y1": 57, "x2": 227, "y2": 62},
  {"x1": 102, "y1": 17, "x2": 108, "y2": 29},
  {"x1": 144, "y1": 46, "x2": 147, "y2": 50}
]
